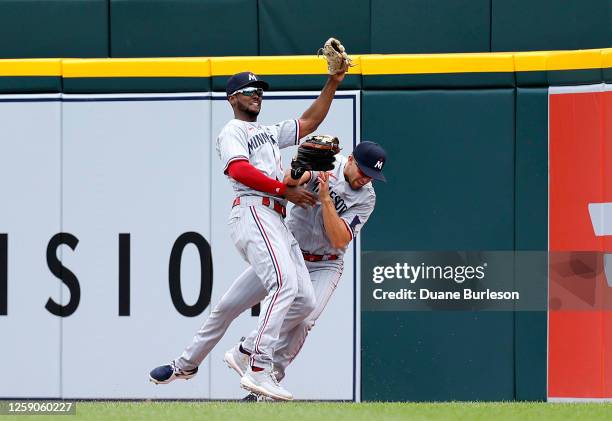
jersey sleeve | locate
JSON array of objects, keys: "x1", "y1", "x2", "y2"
[
  {"x1": 216, "y1": 122, "x2": 249, "y2": 173},
  {"x1": 340, "y1": 194, "x2": 376, "y2": 241},
  {"x1": 271, "y1": 119, "x2": 300, "y2": 149},
  {"x1": 305, "y1": 170, "x2": 320, "y2": 190}
]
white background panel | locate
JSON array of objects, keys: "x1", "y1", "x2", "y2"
[
  {"x1": 0, "y1": 92, "x2": 359, "y2": 400},
  {"x1": 60, "y1": 95, "x2": 212, "y2": 398},
  {"x1": 208, "y1": 92, "x2": 358, "y2": 400},
  {"x1": 0, "y1": 96, "x2": 62, "y2": 397}
]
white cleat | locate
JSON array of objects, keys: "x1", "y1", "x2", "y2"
[
  {"x1": 240, "y1": 368, "x2": 293, "y2": 401},
  {"x1": 223, "y1": 344, "x2": 249, "y2": 377}
]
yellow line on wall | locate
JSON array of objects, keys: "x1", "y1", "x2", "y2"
[
  {"x1": 62, "y1": 58, "x2": 211, "y2": 78},
  {"x1": 0, "y1": 59, "x2": 61, "y2": 76},
  {"x1": 360, "y1": 53, "x2": 514, "y2": 75},
  {"x1": 515, "y1": 49, "x2": 604, "y2": 72},
  {"x1": 604, "y1": 48, "x2": 612, "y2": 69},
  {"x1": 0, "y1": 49, "x2": 610, "y2": 77},
  {"x1": 210, "y1": 55, "x2": 363, "y2": 76}
]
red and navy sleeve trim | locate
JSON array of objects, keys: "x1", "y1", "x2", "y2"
[
  {"x1": 295, "y1": 119, "x2": 301, "y2": 145},
  {"x1": 342, "y1": 218, "x2": 355, "y2": 241},
  {"x1": 223, "y1": 155, "x2": 248, "y2": 174}
]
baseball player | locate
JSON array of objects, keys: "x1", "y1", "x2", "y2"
[
  {"x1": 229, "y1": 141, "x2": 386, "y2": 400},
  {"x1": 150, "y1": 68, "x2": 347, "y2": 401},
  {"x1": 150, "y1": 140, "x2": 386, "y2": 400}
]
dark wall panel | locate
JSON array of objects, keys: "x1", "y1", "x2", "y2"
[
  {"x1": 0, "y1": 0, "x2": 108, "y2": 59},
  {"x1": 360, "y1": 89, "x2": 516, "y2": 400},
  {"x1": 362, "y1": 312, "x2": 515, "y2": 401},
  {"x1": 62, "y1": 77, "x2": 210, "y2": 93},
  {"x1": 515, "y1": 88, "x2": 548, "y2": 250},
  {"x1": 259, "y1": 0, "x2": 370, "y2": 55},
  {"x1": 110, "y1": 0, "x2": 258, "y2": 57},
  {"x1": 361, "y1": 90, "x2": 515, "y2": 250},
  {"x1": 0, "y1": 77, "x2": 61, "y2": 93},
  {"x1": 371, "y1": 0, "x2": 491, "y2": 54},
  {"x1": 514, "y1": 87, "x2": 548, "y2": 400},
  {"x1": 363, "y1": 72, "x2": 515, "y2": 89},
  {"x1": 492, "y1": 0, "x2": 611, "y2": 52}
]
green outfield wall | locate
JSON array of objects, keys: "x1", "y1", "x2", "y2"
[
  {"x1": 0, "y1": 49, "x2": 610, "y2": 401},
  {"x1": 0, "y1": 0, "x2": 610, "y2": 59}
]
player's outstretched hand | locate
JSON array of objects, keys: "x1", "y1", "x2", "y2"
[
  {"x1": 330, "y1": 69, "x2": 346, "y2": 84},
  {"x1": 317, "y1": 172, "x2": 331, "y2": 198},
  {"x1": 284, "y1": 185, "x2": 317, "y2": 208}
]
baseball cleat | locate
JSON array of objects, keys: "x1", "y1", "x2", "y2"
[
  {"x1": 241, "y1": 393, "x2": 273, "y2": 402},
  {"x1": 240, "y1": 368, "x2": 293, "y2": 401},
  {"x1": 241, "y1": 393, "x2": 259, "y2": 402},
  {"x1": 149, "y1": 360, "x2": 198, "y2": 384},
  {"x1": 223, "y1": 344, "x2": 249, "y2": 377}
]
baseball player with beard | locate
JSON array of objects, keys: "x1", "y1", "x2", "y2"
[
  {"x1": 232, "y1": 140, "x2": 385, "y2": 400},
  {"x1": 149, "y1": 139, "x2": 386, "y2": 400},
  {"x1": 149, "y1": 68, "x2": 347, "y2": 401}
]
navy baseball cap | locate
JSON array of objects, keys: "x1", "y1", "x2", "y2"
[
  {"x1": 226, "y1": 71, "x2": 270, "y2": 96},
  {"x1": 353, "y1": 141, "x2": 387, "y2": 182}
]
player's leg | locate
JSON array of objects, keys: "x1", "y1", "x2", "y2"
[
  {"x1": 273, "y1": 263, "x2": 343, "y2": 381},
  {"x1": 241, "y1": 240, "x2": 316, "y2": 357},
  {"x1": 176, "y1": 266, "x2": 266, "y2": 370},
  {"x1": 149, "y1": 266, "x2": 265, "y2": 384},
  {"x1": 236, "y1": 206, "x2": 300, "y2": 400}
]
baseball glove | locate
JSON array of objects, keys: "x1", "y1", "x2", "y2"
[
  {"x1": 290, "y1": 135, "x2": 341, "y2": 180},
  {"x1": 318, "y1": 37, "x2": 354, "y2": 75}
]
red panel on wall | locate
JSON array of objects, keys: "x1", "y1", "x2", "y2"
[
  {"x1": 549, "y1": 91, "x2": 603, "y2": 252},
  {"x1": 549, "y1": 87, "x2": 612, "y2": 399}
]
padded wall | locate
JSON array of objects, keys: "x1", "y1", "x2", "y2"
[
  {"x1": 514, "y1": 88, "x2": 548, "y2": 400},
  {"x1": 258, "y1": 0, "x2": 370, "y2": 55},
  {"x1": 360, "y1": 89, "x2": 516, "y2": 401},
  {"x1": 370, "y1": 0, "x2": 491, "y2": 54},
  {"x1": 0, "y1": 0, "x2": 609, "y2": 59},
  {"x1": 0, "y1": 0, "x2": 108, "y2": 59},
  {"x1": 110, "y1": 0, "x2": 258, "y2": 57},
  {"x1": 492, "y1": 0, "x2": 611, "y2": 52}
]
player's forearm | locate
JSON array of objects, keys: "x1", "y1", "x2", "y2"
[
  {"x1": 283, "y1": 170, "x2": 311, "y2": 187},
  {"x1": 298, "y1": 78, "x2": 341, "y2": 137},
  {"x1": 228, "y1": 160, "x2": 286, "y2": 196},
  {"x1": 320, "y1": 196, "x2": 352, "y2": 249}
]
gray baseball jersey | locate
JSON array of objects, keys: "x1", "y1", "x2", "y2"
[
  {"x1": 208, "y1": 116, "x2": 315, "y2": 371},
  {"x1": 216, "y1": 118, "x2": 300, "y2": 202},
  {"x1": 287, "y1": 154, "x2": 376, "y2": 257}
]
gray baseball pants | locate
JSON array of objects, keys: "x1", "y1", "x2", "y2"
[
  {"x1": 178, "y1": 200, "x2": 315, "y2": 370},
  {"x1": 176, "y1": 257, "x2": 342, "y2": 379}
]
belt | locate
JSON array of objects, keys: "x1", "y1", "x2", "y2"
[
  {"x1": 302, "y1": 252, "x2": 339, "y2": 262},
  {"x1": 233, "y1": 196, "x2": 286, "y2": 218}
]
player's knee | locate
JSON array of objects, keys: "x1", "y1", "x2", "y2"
[
  {"x1": 285, "y1": 285, "x2": 299, "y2": 302},
  {"x1": 303, "y1": 294, "x2": 316, "y2": 316},
  {"x1": 302, "y1": 317, "x2": 316, "y2": 333},
  {"x1": 278, "y1": 273, "x2": 299, "y2": 298},
  {"x1": 210, "y1": 301, "x2": 240, "y2": 321},
  {"x1": 300, "y1": 286, "x2": 316, "y2": 316}
]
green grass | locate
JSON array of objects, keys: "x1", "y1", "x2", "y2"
[{"x1": 14, "y1": 401, "x2": 612, "y2": 421}]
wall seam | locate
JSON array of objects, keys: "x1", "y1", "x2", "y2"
[
  {"x1": 256, "y1": 0, "x2": 261, "y2": 56},
  {"x1": 59, "y1": 93, "x2": 64, "y2": 398},
  {"x1": 107, "y1": 0, "x2": 112, "y2": 58},
  {"x1": 489, "y1": 0, "x2": 493, "y2": 52},
  {"x1": 513, "y1": 85, "x2": 518, "y2": 401},
  {"x1": 369, "y1": 0, "x2": 373, "y2": 54}
]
